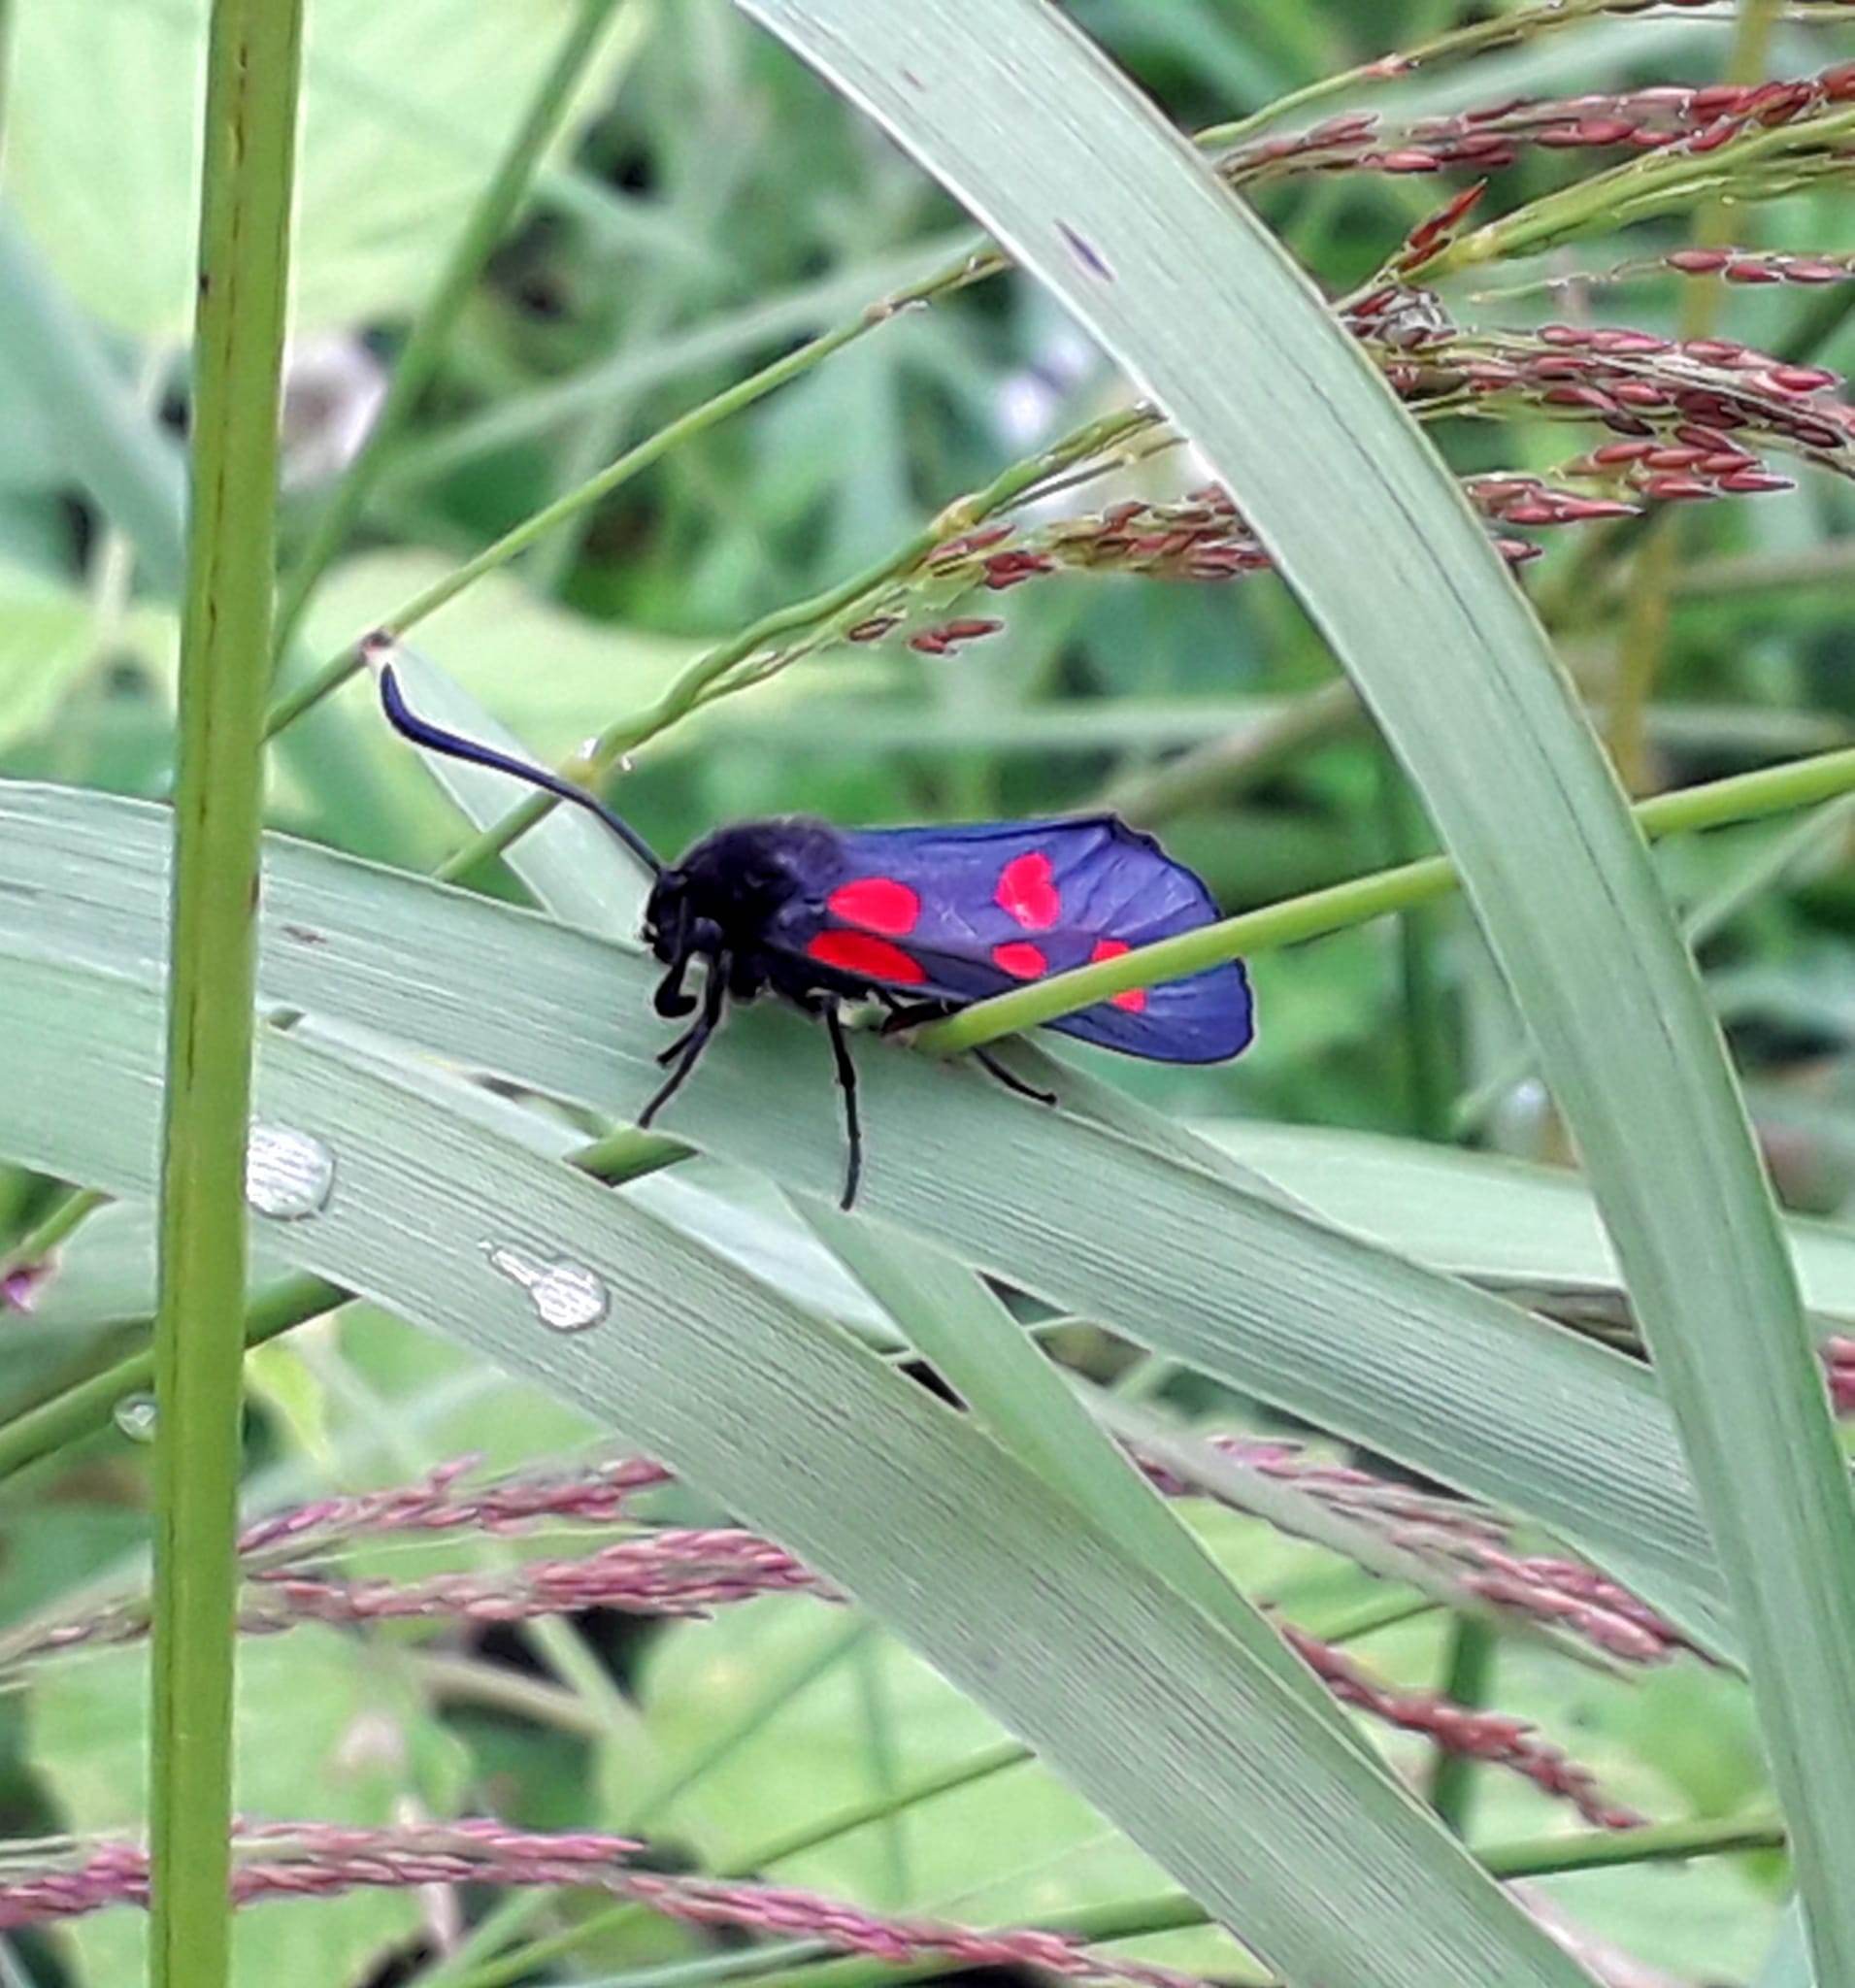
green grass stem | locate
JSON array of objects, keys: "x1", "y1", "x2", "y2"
[{"x1": 149, "y1": 3, "x2": 304, "y2": 1981}]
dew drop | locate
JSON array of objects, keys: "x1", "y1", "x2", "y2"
[
  {"x1": 114, "y1": 1393, "x2": 158, "y2": 1442},
  {"x1": 481, "y1": 1242, "x2": 609, "y2": 1334},
  {"x1": 1490, "y1": 1077, "x2": 1552, "y2": 1155},
  {"x1": 246, "y1": 1122, "x2": 336, "y2": 1220}
]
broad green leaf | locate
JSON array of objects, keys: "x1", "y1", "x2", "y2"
[
  {"x1": 0, "y1": 781, "x2": 1731, "y2": 1653},
  {"x1": 729, "y1": 1, "x2": 1855, "y2": 1971},
  {"x1": 32, "y1": 1631, "x2": 465, "y2": 1987},
  {"x1": 0, "y1": 945, "x2": 1583, "y2": 1988},
  {"x1": 0, "y1": 561, "x2": 118, "y2": 747},
  {"x1": 3, "y1": 0, "x2": 637, "y2": 341},
  {"x1": 0, "y1": 781, "x2": 1733, "y2": 1655}
]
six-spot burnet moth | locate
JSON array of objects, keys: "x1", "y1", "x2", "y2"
[{"x1": 378, "y1": 665, "x2": 1254, "y2": 1209}]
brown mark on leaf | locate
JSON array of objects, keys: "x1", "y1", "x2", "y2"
[
  {"x1": 899, "y1": 67, "x2": 926, "y2": 92},
  {"x1": 1055, "y1": 221, "x2": 1113, "y2": 282},
  {"x1": 281, "y1": 923, "x2": 328, "y2": 947}
]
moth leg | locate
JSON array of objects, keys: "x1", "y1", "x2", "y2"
[
  {"x1": 875, "y1": 996, "x2": 956, "y2": 1037},
  {"x1": 823, "y1": 1004, "x2": 863, "y2": 1210},
  {"x1": 639, "y1": 953, "x2": 727, "y2": 1127},
  {"x1": 654, "y1": 1017, "x2": 704, "y2": 1068},
  {"x1": 973, "y1": 1046, "x2": 1057, "y2": 1108}
]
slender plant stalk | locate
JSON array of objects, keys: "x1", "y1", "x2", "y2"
[
  {"x1": 0, "y1": 1188, "x2": 107, "y2": 1282},
  {"x1": 271, "y1": 0, "x2": 630, "y2": 656},
  {"x1": 917, "y1": 741, "x2": 1855, "y2": 1053},
  {"x1": 0, "y1": 0, "x2": 13, "y2": 160},
  {"x1": 1608, "y1": 0, "x2": 1782, "y2": 791},
  {"x1": 149, "y1": 5, "x2": 304, "y2": 1983},
  {"x1": 258, "y1": 254, "x2": 988, "y2": 738},
  {"x1": 1426, "y1": 1620, "x2": 1498, "y2": 1833}
]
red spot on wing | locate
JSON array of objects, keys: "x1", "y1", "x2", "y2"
[
  {"x1": 827, "y1": 877, "x2": 921, "y2": 936},
  {"x1": 996, "y1": 851, "x2": 1061, "y2": 930},
  {"x1": 808, "y1": 931, "x2": 927, "y2": 984},
  {"x1": 1090, "y1": 939, "x2": 1148, "y2": 1012},
  {"x1": 991, "y1": 941, "x2": 1048, "y2": 978}
]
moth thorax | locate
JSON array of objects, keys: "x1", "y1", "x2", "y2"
[{"x1": 669, "y1": 818, "x2": 842, "y2": 939}]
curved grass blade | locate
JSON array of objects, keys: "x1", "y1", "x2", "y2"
[
  {"x1": 0, "y1": 784, "x2": 1731, "y2": 1657},
  {"x1": 1202, "y1": 1123, "x2": 1855, "y2": 1323},
  {"x1": 727, "y1": 3, "x2": 1855, "y2": 1973},
  {"x1": 0, "y1": 944, "x2": 1587, "y2": 1988},
  {"x1": 803, "y1": 1205, "x2": 1370, "y2": 1742}
]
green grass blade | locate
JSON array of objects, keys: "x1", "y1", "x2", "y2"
[
  {"x1": 1200, "y1": 1122, "x2": 1855, "y2": 1322},
  {"x1": 1756, "y1": 1905, "x2": 1814, "y2": 1988},
  {"x1": 0, "y1": 789, "x2": 1730, "y2": 1646},
  {"x1": 152, "y1": 3, "x2": 303, "y2": 1982},
  {"x1": 0, "y1": 212, "x2": 186, "y2": 590},
  {"x1": 370, "y1": 643, "x2": 653, "y2": 935},
  {"x1": 802, "y1": 1206, "x2": 1367, "y2": 1742},
  {"x1": 0, "y1": 945, "x2": 1586, "y2": 1988},
  {"x1": 730, "y1": 2, "x2": 1855, "y2": 1972}
]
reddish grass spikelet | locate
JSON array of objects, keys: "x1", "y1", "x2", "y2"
[
  {"x1": 1143, "y1": 1433, "x2": 1697, "y2": 1662},
  {"x1": 1823, "y1": 1336, "x2": 1855, "y2": 1412},
  {"x1": 908, "y1": 617, "x2": 1003, "y2": 656},
  {"x1": 1283, "y1": 1628, "x2": 1644, "y2": 1829},
  {"x1": 1228, "y1": 64, "x2": 1855, "y2": 191},
  {"x1": 237, "y1": 1455, "x2": 675, "y2": 1557},
  {"x1": 0, "y1": 1824, "x2": 1215, "y2": 1986},
  {"x1": 246, "y1": 1529, "x2": 830, "y2": 1631},
  {"x1": 845, "y1": 614, "x2": 903, "y2": 643}
]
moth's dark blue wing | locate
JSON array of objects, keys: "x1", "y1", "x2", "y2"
[{"x1": 764, "y1": 814, "x2": 1253, "y2": 1064}]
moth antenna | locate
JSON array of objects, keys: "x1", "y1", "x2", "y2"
[{"x1": 377, "y1": 660, "x2": 664, "y2": 878}]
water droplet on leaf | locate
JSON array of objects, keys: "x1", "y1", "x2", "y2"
[
  {"x1": 246, "y1": 1123, "x2": 336, "y2": 1220},
  {"x1": 114, "y1": 1393, "x2": 158, "y2": 1442},
  {"x1": 481, "y1": 1242, "x2": 609, "y2": 1334}
]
